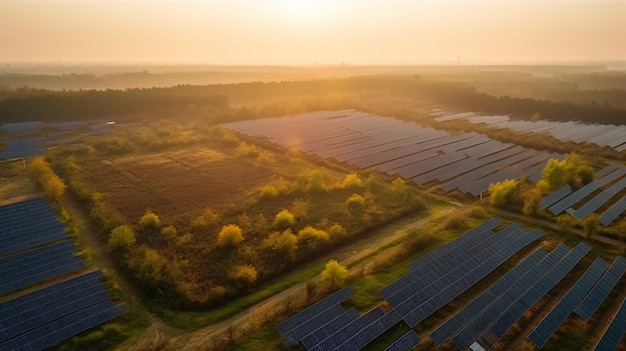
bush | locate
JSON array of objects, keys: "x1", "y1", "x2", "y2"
[
  {"x1": 488, "y1": 179, "x2": 521, "y2": 207},
  {"x1": 161, "y1": 225, "x2": 178, "y2": 240},
  {"x1": 229, "y1": 265, "x2": 258, "y2": 287},
  {"x1": 139, "y1": 209, "x2": 161, "y2": 229},
  {"x1": 191, "y1": 208, "x2": 220, "y2": 228},
  {"x1": 217, "y1": 224, "x2": 244, "y2": 247},
  {"x1": 264, "y1": 229, "x2": 298, "y2": 262},
  {"x1": 297, "y1": 226, "x2": 329, "y2": 251},
  {"x1": 275, "y1": 209, "x2": 296, "y2": 229},
  {"x1": 108, "y1": 225, "x2": 136, "y2": 252},
  {"x1": 321, "y1": 259, "x2": 348, "y2": 289},
  {"x1": 328, "y1": 223, "x2": 347, "y2": 242},
  {"x1": 345, "y1": 193, "x2": 366, "y2": 214}
]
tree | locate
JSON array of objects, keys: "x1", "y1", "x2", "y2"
[
  {"x1": 346, "y1": 193, "x2": 366, "y2": 214},
  {"x1": 161, "y1": 225, "x2": 178, "y2": 240},
  {"x1": 229, "y1": 264, "x2": 258, "y2": 287},
  {"x1": 556, "y1": 214, "x2": 575, "y2": 232},
  {"x1": 488, "y1": 179, "x2": 520, "y2": 207},
  {"x1": 583, "y1": 214, "x2": 600, "y2": 239},
  {"x1": 321, "y1": 259, "x2": 348, "y2": 289},
  {"x1": 44, "y1": 175, "x2": 66, "y2": 201},
  {"x1": 542, "y1": 159, "x2": 569, "y2": 191},
  {"x1": 306, "y1": 170, "x2": 326, "y2": 192},
  {"x1": 297, "y1": 226, "x2": 329, "y2": 251},
  {"x1": 140, "y1": 209, "x2": 161, "y2": 229},
  {"x1": 191, "y1": 208, "x2": 220, "y2": 228},
  {"x1": 108, "y1": 225, "x2": 136, "y2": 252},
  {"x1": 275, "y1": 209, "x2": 295, "y2": 229},
  {"x1": 264, "y1": 229, "x2": 298, "y2": 261},
  {"x1": 217, "y1": 224, "x2": 244, "y2": 247},
  {"x1": 342, "y1": 173, "x2": 363, "y2": 188},
  {"x1": 541, "y1": 154, "x2": 594, "y2": 191},
  {"x1": 522, "y1": 188, "x2": 542, "y2": 216},
  {"x1": 328, "y1": 223, "x2": 347, "y2": 242}
]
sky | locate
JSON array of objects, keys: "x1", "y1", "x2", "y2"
[{"x1": 0, "y1": 0, "x2": 624, "y2": 65}]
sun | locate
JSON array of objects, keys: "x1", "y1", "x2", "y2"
[{"x1": 285, "y1": 0, "x2": 322, "y2": 22}]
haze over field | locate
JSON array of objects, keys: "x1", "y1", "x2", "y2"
[{"x1": 0, "y1": 0, "x2": 624, "y2": 65}]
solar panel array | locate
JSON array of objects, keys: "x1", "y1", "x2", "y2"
[
  {"x1": 528, "y1": 257, "x2": 608, "y2": 349},
  {"x1": 574, "y1": 256, "x2": 626, "y2": 321},
  {"x1": 548, "y1": 167, "x2": 626, "y2": 215},
  {"x1": 0, "y1": 198, "x2": 68, "y2": 255},
  {"x1": 309, "y1": 307, "x2": 385, "y2": 351},
  {"x1": 594, "y1": 296, "x2": 626, "y2": 351},
  {"x1": 0, "y1": 198, "x2": 127, "y2": 350},
  {"x1": 384, "y1": 329, "x2": 421, "y2": 351},
  {"x1": 451, "y1": 244, "x2": 571, "y2": 350},
  {"x1": 599, "y1": 196, "x2": 626, "y2": 226},
  {"x1": 429, "y1": 109, "x2": 626, "y2": 151},
  {"x1": 429, "y1": 248, "x2": 548, "y2": 345},
  {"x1": 472, "y1": 242, "x2": 591, "y2": 351},
  {"x1": 335, "y1": 310, "x2": 401, "y2": 351},
  {"x1": 222, "y1": 110, "x2": 560, "y2": 197},
  {"x1": 0, "y1": 140, "x2": 46, "y2": 160},
  {"x1": 539, "y1": 185, "x2": 572, "y2": 209}
]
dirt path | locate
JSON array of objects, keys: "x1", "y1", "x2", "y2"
[{"x1": 121, "y1": 206, "x2": 457, "y2": 351}]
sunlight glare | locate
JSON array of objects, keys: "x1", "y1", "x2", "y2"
[{"x1": 285, "y1": 0, "x2": 321, "y2": 22}]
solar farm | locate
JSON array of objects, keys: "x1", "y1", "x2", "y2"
[
  {"x1": 275, "y1": 218, "x2": 626, "y2": 350},
  {"x1": 428, "y1": 109, "x2": 626, "y2": 152},
  {"x1": 0, "y1": 198, "x2": 127, "y2": 351},
  {"x1": 222, "y1": 110, "x2": 566, "y2": 197}
]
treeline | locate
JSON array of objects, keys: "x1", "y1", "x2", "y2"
[
  {"x1": 1, "y1": 76, "x2": 625, "y2": 125},
  {"x1": 0, "y1": 87, "x2": 229, "y2": 122}
]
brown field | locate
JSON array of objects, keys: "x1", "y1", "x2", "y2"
[{"x1": 79, "y1": 147, "x2": 276, "y2": 221}]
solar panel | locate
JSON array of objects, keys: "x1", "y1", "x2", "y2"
[
  {"x1": 384, "y1": 329, "x2": 421, "y2": 351},
  {"x1": 300, "y1": 308, "x2": 360, "y2": 349},
  {"x1": 593, "y1": 295, "x2": 626, "y2": 351},
  {"x1": 283, "y1": 304, "x2": 345, "y2": 340},
  {"x1": 599, "y1": 196, "x2": 626, "y2": 226},
  {"x1": 549, "y1": 167, "x2": 626, "y2": 215},
  {"x1": 401, "y1": 229, "x2": 543, "y2": 328},
  {"x1": 450, "y1": 244, "x2": 570, "y2": 350},
  {"x1": 275, "y1": 286, "x2": 354, "y2": 337},
  {"x1": 335, "y1": 310, "x2": 401, "y2": 351},
  {"x1": 528, "y1": 257, "x2": 608, "y2": 349},
  {"x1": 574, "y1": 256, "x2": 626, "y2": 321},
  {"x1": 572, "y1": 177, "x2": 626, "y2": 219},
  {"x1": 430, "y1": 248, "x2": 547, "y2": 346},
  {"x1": 472, "y1": 242, "x2": 590, "y2": 351},
  {"x1": 309, "y1": 307, "x2": 384, "y2": 351},
  {"x1": 539, "y1": 185, "x2": 572, "y2": 209}
]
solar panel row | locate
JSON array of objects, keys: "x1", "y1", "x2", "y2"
[
  {"x1": 309, "y1": 307, "x2": 385, "y2": 351},
  {"x1": 299, "y1": 308, "x2": 360, "y2": 350},
  {"x1": 539, "y1": 185, "x2": 572, "y2": 209},
  {"x1": 594, "y1": 295, "x2": 626, "y2": 351},
  {"x1": 451, "y1": 244, "x2": 570, "y2": 350},
  {"x1": 275, "y1": 286, "x2": 354, "y2": 337},
  {"x1": 402, "y1": 229, "x2": 543, "y2": 328},
  {"x1": 383, "y1": 329, "x2": 421, "y2": 351},
  {"x1": 429, "y1": 248, "x2": 548, "y2": 346},
  {"x1": 574, "y1": 256, "x2": 626, "y2": 321},
  {"x1": 335, "y1": 310, "x2": 401, "y2": 351},
  {"x1": 549, "y1": 167, "x2": 626, "y2": 215},
  {"x1": 599, "y1": 196, "x2": 626, "y2": 226},
  {"x1": 572, "y1": 177, "x2": 626, "y2": 220},
  {"x1": 284, "y1": 304, "x2": 346, "y2": 340},
  {"x1": 473, "y1": 242, "x2": 590, "y2": 351},
  {"x1": 528, "y1": 257, "x2": 608, "y2": 349}
]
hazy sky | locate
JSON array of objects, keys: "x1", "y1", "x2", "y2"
[{"x1": 0, "y1": 0, "x2": 624, "y2": 65}]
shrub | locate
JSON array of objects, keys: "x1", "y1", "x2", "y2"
[
  {"x1": 108, "y1": 225, "x2": 136, "y2": 252},
  {"x1": 139, "y1": 209, "x2": 161, "y2": 229},
  {"x1": 275, "y1": 209, "x2": 296, "y2": 229},
  {"x1": 217, "y1": 224, "x2": 244, "y2": 247},
  {"x1": 229, "y1": 265, "x2": 258, "y2": 287},
  {"x1": 161, "y1": 225, "x2": 178, "y2": 240}
]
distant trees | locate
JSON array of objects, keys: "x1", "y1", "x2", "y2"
[
  {"x1": 321, "y1": 259, "x2": 348, "y2": 289},
  {"x1": 218, "y1": 224, "x2": 244, "y2": 247}
]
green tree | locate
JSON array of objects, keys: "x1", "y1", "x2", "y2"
[
  {"x1": 140, "y1": 209, "x2": 161, "y2": 229},
  {"x1": 275, "y1": 209, "x2": 295, "y2": 229},
  {"x1": 218, "y1": 224, "x2": 244, "y2": 247},
  {"x1": 583, "y1": 214, "x2": 600, "y2": 239},
  {"x1": 342, "y1": 173, "x2": 363, "y2": 188},
  {"x1": 264, "y1": 229, "x2": 298, "y2": 261},
  {"x1": 306, "y1": 170, "x2": 326, "y2": 192},
  {"x1": 108, "y1": 225, "x2": 136, "y2": 252},
  {"x1": 488, "y1": 179, "x2": 520, "y2": 207},
  {"x1": 321, "y1": 259, "x2": 348, "y2": 289},
  {"x1": 297, "y1": 226, "x2": 329, "y2": 251},
  {"x1": 229, "y1": 264, "x2": 258, "y2": 287}
]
